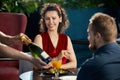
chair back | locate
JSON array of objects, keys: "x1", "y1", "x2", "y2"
[
  {"x1": 0, "y1": 12, "x2": 27, "y2": 50},
  {"x1": 0, "y1": 12, "x2": 27, "y2": 80}
]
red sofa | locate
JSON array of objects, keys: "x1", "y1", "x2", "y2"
[{"x1": 0, "y1": 12, "x2": 27, "y2": 80}]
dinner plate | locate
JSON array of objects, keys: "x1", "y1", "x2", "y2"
[
  {"x1": 44, "y1": 70, "x2": 68, "y2": 75},
  {"x1": 44, "y1": 68, "x2": 68, "y2": 75},
  {"x1": 59, "y1": 75, "x2": 77, "y2": 80}
]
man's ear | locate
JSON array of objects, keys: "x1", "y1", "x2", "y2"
[{"x1": 96, "y1": 32, "x2": 101, "y2": 39}]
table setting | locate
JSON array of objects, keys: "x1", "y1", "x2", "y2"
[
  {"x1": 20, "y1": 68, "x2": 78, "y2": 80},
  {"x1": 20, "y1": 57, "x2": 78, "y2": 80}
]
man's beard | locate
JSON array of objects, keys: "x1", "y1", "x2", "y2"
[{"x1": 89, "y1": 40, "x2": 97, "y2": 51}]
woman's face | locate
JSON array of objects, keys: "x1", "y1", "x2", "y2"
[{"x1": 44, "y1": 11, "x2": 62, "y2": 32}]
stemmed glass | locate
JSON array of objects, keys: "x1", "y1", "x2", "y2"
[
  {"x1": 52, "y1": 60, "x2": 62, "y2": 80},
  {"x1": 33, "y1": 65, "x2": 44, "y2": 76},
  {"x1": 39, "y1": 68, "x2": 44, "y2": 76}
]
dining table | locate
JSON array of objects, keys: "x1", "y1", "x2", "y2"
[{"x1": 20, "y1": 68, "x2": 78, "y2": 80}]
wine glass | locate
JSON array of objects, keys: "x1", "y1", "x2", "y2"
[
  {"x1": 39, "y1": 67, "x2": 44, "y2": 76},
  {"x1": 52, "y1": 60, "x2": 62, "y2": 80},
  {"x1": 33, "y1": 65, "x2": 44, "y2": 76}
]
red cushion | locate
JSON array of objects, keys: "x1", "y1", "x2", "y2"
[
  {"x1": 0, "y1": 12, "x2": 27, "y2": 51},
  {"x1": 0, "y1": 60, "x2": 19, "y2": 68},
  {"x1": 0, "y1": 67, "x2": 19, "y2": 80}
]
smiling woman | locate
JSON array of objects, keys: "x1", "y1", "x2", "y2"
[{"x1": 34, "y1": 3, "x2": 77, "y2": 70}]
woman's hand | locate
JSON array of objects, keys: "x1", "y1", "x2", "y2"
[{"x1": 57, "y1": 50, "x2": 71, "y2": 60}]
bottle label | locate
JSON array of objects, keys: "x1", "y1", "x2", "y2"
[{"x1": 41, "y1": 51, "x2": 49, "y2": 59}]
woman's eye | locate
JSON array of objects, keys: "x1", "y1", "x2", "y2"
[
  {"x1": 52, "y1": 17, "x2": 56, "y2": 20},
  {"x1": 45, "y1": 18, "x2": 49, "y2": 20}
]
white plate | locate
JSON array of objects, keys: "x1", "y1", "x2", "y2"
[{"x1": 59, "y1": 75, "x2": 77, "y2": 80}]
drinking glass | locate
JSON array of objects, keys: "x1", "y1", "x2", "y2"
[
  {"x1": 39, "y1": 68, "x2": 44, "y2": 76},
  {"x1": 52, "y1": 60, "x2": 62, "y2": 79},
  {"x1": 33, "y1": 65, "x2": 44, "y2": 76}
]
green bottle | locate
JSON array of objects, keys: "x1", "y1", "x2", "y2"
[{"x1": 19, "y1": 33, "x2": 51, "y2": 64}]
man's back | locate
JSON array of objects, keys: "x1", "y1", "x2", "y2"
[{"x1": 77, "y1": 42, "x2": 120, "y2": 80}]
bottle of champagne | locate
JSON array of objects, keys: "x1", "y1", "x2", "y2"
[{"x1": 18, "y1": 33, "x2": 51, "y2": 64}]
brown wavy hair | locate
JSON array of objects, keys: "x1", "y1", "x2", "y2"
[{"x1": 39, "y1": 3, "x2": 69, "y2": 33}]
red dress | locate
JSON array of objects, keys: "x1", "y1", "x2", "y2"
[{"x1": 41, "y1": 32, "x2": 68, "y2": 64}]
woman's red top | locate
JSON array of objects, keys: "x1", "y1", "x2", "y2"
[{"x1": 41, "y1": 32, "x2": 68, "y2": 64}]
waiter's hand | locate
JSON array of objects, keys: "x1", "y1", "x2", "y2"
[{"x1": 32, "y1": 57, "x2": 51, "y2": 69}]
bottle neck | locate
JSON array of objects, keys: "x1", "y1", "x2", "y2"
[
  {"x1": 18, "y1": 33, "x2": 32, "y2": 46},
  {"x1": 23, "y1": 38, "x2": 32, "y2": 46}
]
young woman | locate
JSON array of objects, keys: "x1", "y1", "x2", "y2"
[{"x1": 34, "y1": 3, "x2": 77, "y2": 69}]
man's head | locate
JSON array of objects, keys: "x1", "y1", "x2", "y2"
[{"x1": 87, "y1": 12, "x2": 117, "y2": 51}]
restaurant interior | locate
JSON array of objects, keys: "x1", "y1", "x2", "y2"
[{"x1": 0, "y1": 0, "x2": 120, "y2": 80}]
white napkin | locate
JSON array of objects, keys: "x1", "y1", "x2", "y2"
[
  {"x1": 59, "y1": 75, "x2": 77, "y2": 80},
  {"x1": 19, "y1": 71, "x2": 33, "y2": 80}
]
